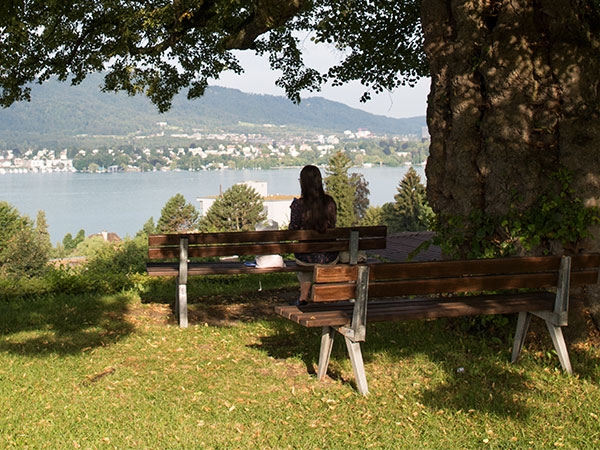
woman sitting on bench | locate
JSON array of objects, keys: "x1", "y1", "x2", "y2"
[{"x1": 289, "y1": 165, "x2": 338, "y2": 305}]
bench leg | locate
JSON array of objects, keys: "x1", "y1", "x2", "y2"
[
  {"x1": 344, "y1": 337, "x2": 369, "y2": 395},
  {"x1": 177, "y1": 282, "x2": 188, "y2": 328},
  {"x1": 545, "y1": 321, "x2": 573, "y2": 374},
  {"x1": 511, "y1": 312, "x2": 531, "y2": 363},
  {"x1": 175, "y1": 276, "x2": 180, "y2": 318},
  {"x1": 318, "y1": 326, "x2": 335, "y2": 381}
]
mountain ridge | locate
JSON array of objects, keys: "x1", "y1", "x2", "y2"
[{"x1": 0, "y1": 74, "x2": 427, "y2": 148}]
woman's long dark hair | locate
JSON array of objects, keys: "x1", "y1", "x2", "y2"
[{"x1": 300, "y1": 165, "x2": 336, "y2": 233}]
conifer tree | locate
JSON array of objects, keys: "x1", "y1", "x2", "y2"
[
  {"x1": 157, "y1": 194, "x2": 200, "y2": 233},
  {"x1": 63, "y1": 229, "x2": 86, "y2": 252},
  {"x1": 200, "y1": 184, "x2": 266, "y2": 232},
  {"x1": 62, "y1": 233, "x2": 74, "y2": 251},
  {"x1": 384, "y1": 168, "x2": 433, "y2": 232},
  {"x1": 136, "y1": 217, "x2": 157, "y2": 238},
  {"x1": 0, "y1": 202, "x2": 27, "y2": 251},
  {"x1": 325, "y1": 151, "x2": 356, "y2": 227},
  {"x1": 73, "y1": 229, "x2": 86, "y2": 247},
  {"x1": 350, "y1": 173, "x2": 370, "y2": 223},
  {"x1": 380, "y1": 202, "x2": 400, "y2": 232},
  {"x1": 34, "y1": 210, "x2": 52, "y2": 256},
  {"x1": 0, "y1": 202, "x2": 49, "y2": 277},
  {"x1": 360, "y1": 205, "x2": 384, "y2": 227}
]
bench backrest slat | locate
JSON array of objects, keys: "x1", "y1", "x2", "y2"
[
  {"x1": 149, "y1": 237, "x2": 386, "y2": 259},
  {"x1": 311, "y1": 254, "x2": 600, "y2": 302},
  {"x1": 149, "y1": 226, "x2": 386, "y2": 246},
  {"x1": 369, "y1": 254, "x2": 600, "y2": 280},
  {"x1": 148, "y1": 226, "x2": 386, "y2": 260},
  {"x1": 368, "y1": 273, "x2": 562, "y2": 298}
]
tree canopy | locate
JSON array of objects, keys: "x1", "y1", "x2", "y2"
[
  {"x1": 0, "y1": 1, "x2": 426, "y2": 112},
  {"x1": 325, "y1": 151, "x2": 356, "y2": 227},
  {"x1": 384, "y1": 167, "x2": 433, "y2": 233},
  {"x1": 157, "y1": 194, "x2": 200, "y2": 232},
  {"x1": 349, "y1": 172, "x2": 370, "y2": 224},
  {"x1": 200, "y1": 184, "x2": 266, "y2": 231},
  {"x1": 0, "y1": 202, "x2": 51, "y2": 278}
]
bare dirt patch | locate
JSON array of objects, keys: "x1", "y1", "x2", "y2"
[{"x1": 189, "y1": 288, "x2": 296, "y2": 327}]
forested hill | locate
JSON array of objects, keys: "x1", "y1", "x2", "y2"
[{"x1": 0, "y1": 74, "x2": 426, "y2": 148}]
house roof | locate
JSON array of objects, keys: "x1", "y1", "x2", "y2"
[{"x1": 87, "y1": 231, "x2": 122, "y2": 242}]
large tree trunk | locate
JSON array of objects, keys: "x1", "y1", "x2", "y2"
[{"x1": 421, "y1": 1, "x2": 600, "y2": 324}]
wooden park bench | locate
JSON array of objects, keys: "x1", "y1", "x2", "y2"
[
  {"x1": 147, "y1": 226, "x2": 387, "y2": 327},
  {"x1": 274, "y1": 253, "x2": 600, "y2": 395}
]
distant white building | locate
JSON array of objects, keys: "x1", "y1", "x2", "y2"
[
  {"x1": 196, "y1": 181, "x2": 293, "y2": 228},
  {"x1": 262, "y1": 195, "x2": 294, "y2": 227},
  {"x1": 242, "y1": 180, "x2": 268, "y2": 197},
  {"x1": 196, "y1": 196, "x2": 217, "y2": 216}
]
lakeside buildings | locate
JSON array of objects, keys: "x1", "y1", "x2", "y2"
[{"x1": 0, "y1": 149, "x2": 76, "y2": 174}]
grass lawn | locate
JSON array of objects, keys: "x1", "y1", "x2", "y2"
[{"x1": 1, "y1": 275, "x2": 600, "y2": 449}]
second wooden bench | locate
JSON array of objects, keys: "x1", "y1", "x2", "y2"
[{"x1": 275, "y1": 253, "x2": 600, "y2": 395}]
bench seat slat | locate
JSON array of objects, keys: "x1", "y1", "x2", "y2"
[
  {"x1": 147, "y1": 259, "x2": 383, "y2": 277},
  {"x1": 277, "y1": 292, "x2": 556, "y2": 316},
  {"x1": 274, "y1": 292, "x2": 556, "y2": 327},
  {"x1": 146, "y1": 260, "x2": 313, "y2": 276},
  {"x1": 289, "y1": 295, "x2": 553, "y2": 319}
]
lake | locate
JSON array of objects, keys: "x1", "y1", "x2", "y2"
[{"x1": 0, "y1": 166, "x2": 426, "y2": 243}]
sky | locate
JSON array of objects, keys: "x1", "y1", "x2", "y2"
[{"x1": 210, "y1": 38, "x2": 430, "y2": 120}]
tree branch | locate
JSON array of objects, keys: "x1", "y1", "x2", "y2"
[{"x1": 223, "y1": 0, "x2": 310, "y2": 49}]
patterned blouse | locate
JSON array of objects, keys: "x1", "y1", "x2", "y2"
[{"x1": 289, "y1": 197, "x2": 338, "y2": 264}]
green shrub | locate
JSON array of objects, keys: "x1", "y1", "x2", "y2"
[
  {"x1": 0, "y1": 202, "x2": 51, "y2": 278},
  {"x1": 0, "y1": 276, "x2": 52, "y2": 301},
  {"x1": 0, "y1": 236, "x2": 149, "y2": 301}
]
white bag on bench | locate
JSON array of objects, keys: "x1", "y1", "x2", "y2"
[
  {"x1": 255, "y1": 254, "x2": 285, "y2": 268},
  {"x1": 254, "y1": 220, "x2": 285, "y2": 268}
]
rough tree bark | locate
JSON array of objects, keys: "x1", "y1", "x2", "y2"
[{"x1": 421, "y1": 0, "x2": 600, "y2": 324}]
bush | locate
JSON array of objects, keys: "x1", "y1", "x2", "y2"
[
  {"x1": 0, "y1": 236, "x2": 149, "y2": 300},
  {"x1": 0, "y1": 202, "x2": 51, "y2": 278}
]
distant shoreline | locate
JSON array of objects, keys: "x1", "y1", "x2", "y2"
[{"x1": 0, "y1": 163, "x2": 425, "y2": 175}]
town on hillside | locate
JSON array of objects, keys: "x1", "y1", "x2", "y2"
[{"x1": 0, "y1": 126, "x2": 429, "y2": 174}]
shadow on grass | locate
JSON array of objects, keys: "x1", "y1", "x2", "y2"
[
  {"x1": 140, "y1": 282, "x2": 299, "y2": 327},
  {"x1": 0, "y1": 292, "x2": 134, "y2": 356},
  {"x1": 249, "y1": 312, "x2": 600, "y2": 419},
  {"x1": 247, "y1": 319, "x2": 348, "y2": 383},
  {"x1": 141, "y1": 284, "x2": 600, "y2": 413}
]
